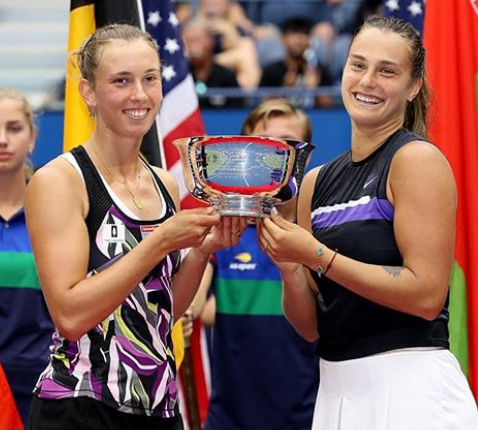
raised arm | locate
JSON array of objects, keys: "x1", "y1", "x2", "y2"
[
  {"x1": 25, "y1": 160, "x2": 221, "y2": 341},
  {"x1": 215, "y1": 37, "x2": 261, "y2": 90}
]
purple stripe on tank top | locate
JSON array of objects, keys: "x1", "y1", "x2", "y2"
[
  {"x1": 37, "y1": 378, "x2": 73, "y2": 398},
  {"x1": 90, "y1": 374, "x2": 103, "y2": 399},
  {"x1": 312, "y1": 197, "x2": 394, "y2": 229},
  {"x1": 144, "y1": 277, "x2": 164, "y2": 292},
  {"x1": 166, "y1": 378, "x2": 178, "y2": 399},
  {"x1": 115, "y1": 339, "x2": 161, "y2": 375},
  {"x1": 158, "y1": 314, "x2": 169, "y2": 340},
  {"x1": 151, "y1": 369, "x2": 165, "y2": 402}
]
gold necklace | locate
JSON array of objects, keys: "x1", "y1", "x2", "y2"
[{"x1": 91, "y1": 143, "x2": 144, "y2": 210}]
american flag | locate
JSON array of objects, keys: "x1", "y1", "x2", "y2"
[
  {"x1": 139, "y1": 0, "x2": 206, "y2": 208},
  {"x1": 136, "y1": 3, "x2": 211, "y2": 426},
  {"x1": 383, "y1": 0, "x2": 425, "y2": 33}
]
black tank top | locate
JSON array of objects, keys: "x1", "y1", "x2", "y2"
[
  {"x1": 310, "y1": 128, "x2": 449, "y2": 361},
  {"x1": 33, "y1": 146, "x2": 182, "y2": 416}
]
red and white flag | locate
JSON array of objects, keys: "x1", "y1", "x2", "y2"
[{"x1": 139, "y1": 0, "x2": 206, "y2": 208}]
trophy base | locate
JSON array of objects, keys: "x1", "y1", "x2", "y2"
[{"x1": 210, "y1": 195, "x2": 280, "y2": 217}]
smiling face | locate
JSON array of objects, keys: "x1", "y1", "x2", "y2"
[
  {"x1": 0, "y1": 97, "x2": 35, "y2": 176},
  {"x1": 341, "y1": 27, "x2": 422, "y2": 131},
  {"x1": 80, "y1": 38, "x2": 163, "y2": 140}
]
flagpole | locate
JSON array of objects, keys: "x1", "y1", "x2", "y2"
[
  {"x1": 154, "y1": 116, "x2": 167, "y2": 168},
  {"x1": 180, "y1": 336, "x2": 202, "y2": 430}
]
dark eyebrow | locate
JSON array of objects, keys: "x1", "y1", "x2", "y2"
[
  {"x1": 349, "y1": 54, "x2": 400, "y2": 68},
  {"x1": 6, "y1": 120, "x2": 23, "y2": 126},
  {"x1": 111, "y1": 68, "x2": 160, "y2": 76},
  {"x1": 110, "y1": 71, "x2": 131, "y2": 77}
]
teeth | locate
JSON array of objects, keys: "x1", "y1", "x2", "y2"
[
  {"x1": 356, "y1": 94, "x2": 382, "y2": 104},
  {"x1": 125, "y1": 109, "x2": 148, "y2": 118}
]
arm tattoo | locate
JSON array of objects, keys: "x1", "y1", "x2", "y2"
[{"x1": 382, "y1": 266, "x2": 404, "y2": 278}]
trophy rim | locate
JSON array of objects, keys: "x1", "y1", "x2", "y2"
[
  {"x1": 172, "y1": 135, "x2": 315, "y2": 215},
  {"x1": 173, "y1": 134, "x2": 315, "y2": 150}
]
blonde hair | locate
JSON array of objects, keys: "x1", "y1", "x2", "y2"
[
  {"x1": 71, "y1": 23, "x2": 160, "y2": 86},
  {"x1": 241, "y1": 98, "x2": 312, "y2": 143},
  {"x1": 0, "y1": 87, "x2": 36, "y2": 180}
]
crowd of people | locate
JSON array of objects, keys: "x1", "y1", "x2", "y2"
[
  {"x1": 1, "y1": 5, "x2": 478, "y2": 430},
  {"x1": 44, "y1": 0, "x2": 381, "y2": 110},
  {"x1": 178, "y1": 0, "x2": 382, "y2": 108}
]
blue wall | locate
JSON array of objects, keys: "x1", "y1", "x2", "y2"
[{"x1": 32, "y1": 108, "x2": 351, "y2": 170}]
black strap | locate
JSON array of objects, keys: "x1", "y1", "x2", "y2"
[{"x1": 70, "y1": 145, "x2": 114, "y2": 239}]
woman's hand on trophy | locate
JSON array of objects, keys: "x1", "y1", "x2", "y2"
[
  {"x1": 258, "y1": 208, "x2": 317, "y2": 270},
  {"x1": 159, "y1": 207, "x2": 221, "y2": 252},
  {"x1": 197, "y1": 215, "x2": 249, "y2": 256}
]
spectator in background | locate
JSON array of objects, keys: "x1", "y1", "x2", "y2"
[
  {"x1": 200, "y1": 99, "x2": 320, "y2": 430},
  {"x1": 182, "y1": 17, "x2": 241, "y2": 108},
  {"x1": 0, "y1": 87, "x2": 54, "y2": 428},
  {"x1": 350, "y1": 0, "x2": 383, "y2": 32},
  {"x1": 245, "y1": 0, "x2": 361, "y2": 85},
  {"x1": 198, "y1": 0, "x2": 255, "y2": 36},
  {"x1": 40, "y1": 77, "x2": 66, "y2": 111},
  {"x1": 174, "y1": 0, "x2": 197, "y2": 25},
  {"x1": 310, "y1": 0, "x2": 363, "y2": 83},
  {"x1": 260, "y1": 18, "x2": 333, "y2": 107},
  {"x1": 196, "y1": 0, "x2": 261, "y2": 89}
]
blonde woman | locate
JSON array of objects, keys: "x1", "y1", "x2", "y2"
[{"x1": 0, "y1": 87, "x2": 54, "y2": 428}]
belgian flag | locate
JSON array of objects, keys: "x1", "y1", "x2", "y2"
[
  {"x1": 64, "y1": 0, "x2": 95, "y2": 152},
  {"x1": 65, "y1": 0, "x2": 163, "y2": 165}
]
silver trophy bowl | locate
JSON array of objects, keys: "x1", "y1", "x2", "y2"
[{"x1": 173, "y1": 135, "x2": 315, "y2": 217}]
